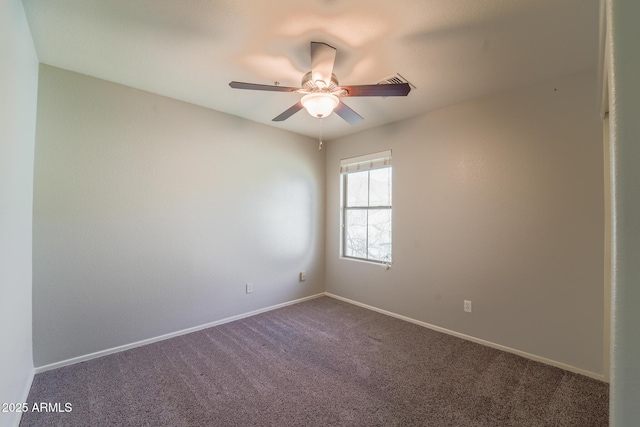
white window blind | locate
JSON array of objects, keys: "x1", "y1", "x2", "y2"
[{"x1": 340, "y1": 150, "x2": 392, "y2": 174}]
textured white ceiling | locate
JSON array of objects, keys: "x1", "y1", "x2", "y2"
[{"x1": 22, "y1": 0, "x2": 599, "y2": 140}]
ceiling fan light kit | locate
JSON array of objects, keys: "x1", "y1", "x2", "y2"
[{"x1": 301, "y1": 92, "x2": 339, "y2": 118}]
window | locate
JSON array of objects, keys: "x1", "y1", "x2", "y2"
[{"x1": 340, "y1": 151, "x2": 392, "y2": 264}]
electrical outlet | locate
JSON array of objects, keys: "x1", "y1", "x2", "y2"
[
  {"x1": 299, "y1": 271, "x2": 306, "y2": 282},
  {"x1": 464, "y1": 300, "x2": 472, "y2": 313},
  {"x1": 246, "y1": 283, "x2": 253, "y2": 294}
]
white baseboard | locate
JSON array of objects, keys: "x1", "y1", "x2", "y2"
[
  {"x1": 34, "y1": 291, "x2": 605, "y2": 383},
  {"x1": 325, "y1": 292, "x2": 605, "y2": 382},
  {"x1": 35, "y1": 293, "x2": 325, "y2": 374}
]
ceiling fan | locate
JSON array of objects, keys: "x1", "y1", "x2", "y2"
[{"x1": 229, "y1": 42, "x2": 412, "y2": 125}]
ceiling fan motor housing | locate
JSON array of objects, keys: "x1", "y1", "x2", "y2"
[{"x1": 301, "y1": 71, "x2": 339, "y2": 93}]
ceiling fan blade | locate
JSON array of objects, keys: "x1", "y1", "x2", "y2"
[
  {"x1": 310, "y1": 42, "x2": 337, "y2": 87},
  {"x1": 229, "y1": 81, "x2": 299, "y2": 92},
  {"x1": 272, "y1": 102, "x2": 304, "y2": 122},
  {"x1": 334, "y1": 101, "x2": 364, "y2": 125},
  {"x1": 339, "y1": 83, "x2": 411, "y2": 97}
]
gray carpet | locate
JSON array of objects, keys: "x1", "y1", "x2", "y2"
[{"x1": 21, "y1": 296, "x2": 609, "y2": 426}]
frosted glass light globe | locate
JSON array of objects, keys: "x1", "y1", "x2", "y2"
[{"x1": 301, "y1": 93, "x2": 339, "y2": 118}]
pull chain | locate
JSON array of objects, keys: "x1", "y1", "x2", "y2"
[{"x1": 318, "y1": 117, "x2": 323, "y2": 151}]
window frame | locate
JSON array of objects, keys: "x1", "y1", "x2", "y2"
[{"x1": 340, "y1": 151, "x2": 392, "y2": 265}]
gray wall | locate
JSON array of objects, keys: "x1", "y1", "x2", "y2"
[
  {"x1": 0, "y1": 1, "x2": 38, "y2": 426},
  {"x1": 33, "y1": 65, "x2": 325, "y2": 367},
  {"x1": 325, "y1": 70, "x2": 604, "y2": 377},
  {"x1": 608, "y1": 0, "x2": 640, "y2": 424}
]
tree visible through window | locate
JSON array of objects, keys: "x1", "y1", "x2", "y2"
[{"x1": 341, "y1": 152, "x2": 392, "y2": 264}]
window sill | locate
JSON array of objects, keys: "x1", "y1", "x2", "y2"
[{"x1": 340, "y1": 256, "x2": 392, "y2": 270}]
